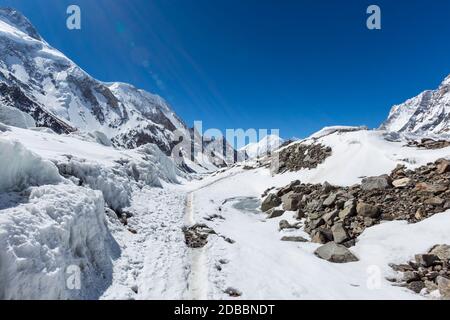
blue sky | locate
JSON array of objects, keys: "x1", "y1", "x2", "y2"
[{"x1": 3, "y1": 0, "x2": 450, "y2": 139}]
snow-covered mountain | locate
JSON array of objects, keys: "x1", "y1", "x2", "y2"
[
  {"x1": 0, "y1": 7, "x2": 188, "y2": 154},
  {"x1": 0, "y1": 7, "x2": 238, "y2": 169},
  {"x1": 239, "y1": 134, "x2": 284, "y2": 159},
  {"x1": 380, "y1": 75, "x2": 450, "y2": 136}
]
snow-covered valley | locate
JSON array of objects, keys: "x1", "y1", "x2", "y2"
[
  {"x1": 1, "y1": 7, "x2": 450, "y2": 301},
  {"x1": 1, "y1": 122, "x2": 449, "y2": 300}
]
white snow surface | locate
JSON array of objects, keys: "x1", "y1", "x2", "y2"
[
  {"x1": 0, "y1": 137, "x2": 61, "y2": 192},
  {"x1": 1, "y1": 121, "x2": 450, "y2": 299},
  {"x1": 0, "y1": 104, "x2": 36, "y2": 129}
]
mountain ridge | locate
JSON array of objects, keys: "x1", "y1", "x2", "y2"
[
  {"x1": 0, "y1": 7, "x2": 239, "y2": 171},
  {"x1": 380, "y1": 74, "x2": 450, "y2": 136}
]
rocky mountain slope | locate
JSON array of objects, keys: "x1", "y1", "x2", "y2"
[
  {"x1": 380, "y1": 75, "x2": 450, "y2": 136},
  {"x1": 0, "y1": 8, "x2": 238, "y2": 170}
]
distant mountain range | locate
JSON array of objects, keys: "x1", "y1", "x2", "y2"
[{"x1": 0, "y1": 7, "x2": 448, "y2": 176}]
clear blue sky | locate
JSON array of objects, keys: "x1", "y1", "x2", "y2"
[{"x1": 3, "y1": 0, "x2": 450, "y2": 139}]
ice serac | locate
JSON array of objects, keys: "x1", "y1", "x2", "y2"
[
  {"x1": 0, "y1": 7, "x2": 238, "y2": 167},
  {"x1": 380, "y1": 75, "x2": 450, "y2": 136}
]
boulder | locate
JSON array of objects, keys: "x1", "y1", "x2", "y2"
[
  {"x1": 282, "y1": 192, "x2": 302, "y2": 211},
  {"x1": 339, "y1": 200, "x2": 356, "y2": 220},
  {"x1": 331, "y1": 223, "x2": 349, "y2": 244},
  {"x1": 436, "y1": 276, "x2": 450, "y2": 299},
  {"x1": 415, "y1": 254, "x2": 440, "y2": 267},
  {"x1": 429, "y1": 244, "x2": 450, "y2": 261},
  {"x1": 309, "y1": 217, "x2": 325, "y2": 229},
  {"x1": 323, "y1": 209, "x2": 339, "y2": 223},
  {"x1": 424, "y1": 280, "x2": 438, "y2": 292},
  {"x1": 322, "y1": 181, "x2": 334, "y2": 193},
  {"x1": 436, "y1": 159, "x2": 450, "y2": 174},
  {"x1": 322, "y1": 193, "x2": 337, "y2": 207},
  {"x1": 280, "y1": 236, "x2": 308, "y2": 242},
  {"x1": 279, "y1": 220, "x2": 293, "y2": 230},
  {"x1": 261, "y1": 193, "x2": 281, "y2": 212},
  {"x1": 414, "y1": 182, "x2": 447, "y2": 194},
  {"x1": 403, "y1": 271, "x2": 420, "y2": 283},
  {"x1": 361, "y1": 175, "x2": 392, "y2": 191},
  {"x1": 311, "y1": 229, "x2": 330, "y2": 244},
  {"x1": 266, "y1": 208, "x2": 285, "y2": 219},
  {"x1": 392, "y1": 177, "x2": 411, "y2": 188},
  {"x1": 276, "y1": 183, "x2": 293, "y2": 197},
  {"x1": 356, "y1": 202, "x2": 380, "y2": 218},
  {"x1": 424, "y1": 197, "x2": 445, "y2": 206},
  {"x1": 314, "y1": 242, "x2": 359, "y2": 263},
  {"x1": 407, "y1": 281, "x2": 425, "y2": 294},
  {"x1": 306, "y1": 199, "x2": 323, "y2": 212}
]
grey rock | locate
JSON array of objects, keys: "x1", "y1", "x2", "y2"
[
  {"x1": 314, "y1": 241, "x2": 359, "y2": 263},
  {"x1": 282, "y1": 192, "x2": 302, "y2": 211},
  {"x1": 356, "y1": 202, "x2": 380, "y2": 218},
  {"x1": 281, "y1": 236, "x2": 308, "y2": 242},
  {"x1": 309, "y1": 217, "x2": 325, "y2": 229},
  {"x1": 323, "y1": 209, "x2": 339, "y2": 223},
  {"x1": 436, "y1": 159, "x2": 450, "y2": 174},
  {"x1": 279, "y1": 219, "x2": 293, "y2": 230},
  {"x1": 322, "y1": 181, "x2": 334, "y2": 193},
  {"x1": 311, "y1": 229, "x2": 329, "y2": 244},
  {"x1": 309, "y1": 211, "x2": 325, "y2": 220},
  {"x1": 306, "y1": 199, "x2": 323, "y2": 212},
  {"x1": 323, "y1": 193, "x2": 337, "y2": 207},
  {"x1": 339, "y1": 206, "x2": 355, "y2": 220},
  {"x1": 266, "y1": 208, "x2": 285, "y2": 219},
  {"x1": 361, "y1": 175, "x2": 393, "y2": 191},
  {"x1": 429, "y1": 244, "x2": 450, "y2": 261},
  {"x1": 437, "y1": 276, "x2": 450, "y2": 299},
  {"x1": 403, "y1": 271, "x2": 420, "y2": 283},
  {"x1": 424, "y1": 280, "x2": 438, "y2": 292},
  {"x1": 331, "y1": 223, "x2": 349, "y2": 244},
  {"x1": 407, "y1": 281, "x2": 425, "y2": 294},
  {"x1": 415, "y1": 254, "x2": 440, "y2": 267},
  {"x1": 261, "y1": 193, "x2": 281, "y2": 212},
  {"x1": 424, "y1": 197, "x2": 445, "y2": 206}
]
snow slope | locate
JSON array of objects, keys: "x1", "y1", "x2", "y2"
[{"x1": 187, "y1": 129, "x2": 450, "y2": 299}]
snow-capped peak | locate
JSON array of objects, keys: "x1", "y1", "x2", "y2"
[
  {"x1": 0, "y1": 7, "x2": 42, "y2": 41},
  {"x1": 380, "y1": 75, "x2": 450, "y2": 136},
  {"x1": 240, "y1": 134, "x2": 284, "y2": 159}
]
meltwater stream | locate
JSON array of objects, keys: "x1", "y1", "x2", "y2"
[{"x1": 223, "y1": 196, "x2": 261, "y2": 214}]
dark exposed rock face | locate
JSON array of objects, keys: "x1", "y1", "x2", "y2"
[
  {"x1": 182, "y1": 224, "x2": 216, "y2": 248},
  {"x1": 266, "y1": 158, "x2": 450, "y2": 247},
  {"x1": 0, "y1": 83, "x2": 75, "y2": 134},
  {"x1": 276, "y1": 143, "x2": 332, "y2": 173},
  {"x1": 407, "y1": 138, "x2": 450, "y2": 150},
  {"x1": 389, "y1": 245, "x2": 450, "y2": 298}
]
